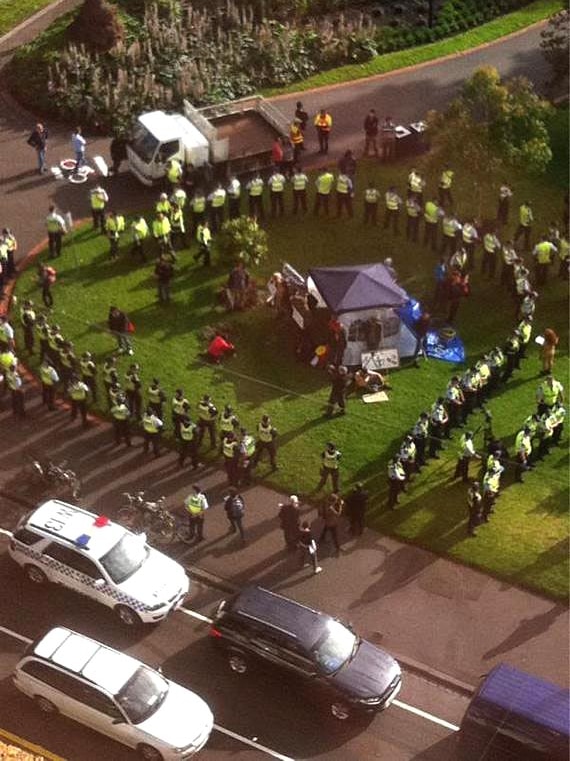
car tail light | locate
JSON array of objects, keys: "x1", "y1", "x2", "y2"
[
  {"x1": 209, "y1": 626, "x2": 222, "y2": 638},
  {"x1": 9, "y1": 539, "x2": 15, "y2": 551}
]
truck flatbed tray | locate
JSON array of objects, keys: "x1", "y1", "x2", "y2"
[{"x1": 211, "y1": 110, "x2": 279, "y2": 159}]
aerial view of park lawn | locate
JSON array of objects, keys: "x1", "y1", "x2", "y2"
[{"x1": 14, "y1": 105, "x2": 568, "y2": 600}]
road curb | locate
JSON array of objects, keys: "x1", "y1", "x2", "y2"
[
  {"x1": 268, "y1": 17, "x2": 550, "y2": 102},
  {"x1": 0, "y1": 0, "x2": 78, "y2": 53},
  {"x1": 391, "y1": 650, "x2": 475, "y2": 697},
  {"x1": 0, "y1": 727, "x2": 65, "y2": 761}
]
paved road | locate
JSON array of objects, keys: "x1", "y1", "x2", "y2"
[{"x1": 0, "y1": 539, "x2": 467, "y2": 761}]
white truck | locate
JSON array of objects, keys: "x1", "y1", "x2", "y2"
[{"x1": 127, "y1": 96, "x2": 290, "y2": 186}]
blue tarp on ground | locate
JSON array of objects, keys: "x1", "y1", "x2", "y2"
[{"x1": 398, "y1": 298, "x2": 466, "y2": 363}]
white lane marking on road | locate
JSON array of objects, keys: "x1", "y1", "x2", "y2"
[
  {"x1": 0, "y1": 528, "x2": 14, "y2": 538},
  {"x1": 213, "y1": 723, "x2": 295, "y2": 761},
  {"x1": 178, "y1": 606, "x2": 214, "y2": 625},
  {"x1": 393, "y1": 699, "x2": 460, "y2": 732},
  {"x1": 0, "y1": 625, "x2": 32, "y2": 645}
]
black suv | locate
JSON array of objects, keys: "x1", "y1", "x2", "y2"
[{"x1": 209, "y1": 585, "x2": 402, "y2": 721}]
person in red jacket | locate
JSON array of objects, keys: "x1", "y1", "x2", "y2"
[{"x1": 207, "y1": 333, "x2": 235, "y2": 364}]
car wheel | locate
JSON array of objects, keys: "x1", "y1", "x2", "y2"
[
  {"x1": 116, "y1": 605, "x2": 141, "y2": 627},
  {"x1": 137, "y1": 743, "x2": 163, "y2": 761},
  {"x1": 331, "y1": 701, "x2": 351, "y2": 721},
  {"x1": 25, "y1": 565, "x2": 48, "y2": 585},
  {"x1": 34, "y1": 696, "x2": 58, "y2": 715},
  {"x1": 228, "y1": 651, "x2": 248, "y2": 674}
]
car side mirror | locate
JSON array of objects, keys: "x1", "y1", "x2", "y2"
[
  {"x1": 112, "y1": 717, "x2": 124, "y2": 725},
  {"x1": 94, "y1": 579, "x2": 105, "y2": 589}
]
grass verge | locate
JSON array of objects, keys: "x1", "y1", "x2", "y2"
[
  {"x1": 264, "y1": 0, "x2": 565, "y2": 96},
  {"x1": 0, "y1": 0, "x2": 55, "y2": 37},
  {"x1": 13, "y1": 124, "x2": 569, "y2": 600}
]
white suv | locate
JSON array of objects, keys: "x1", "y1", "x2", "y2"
[
  {"x1": 13, "y1": 627, "x2": 213, "y2": 760},
  {"x1": 9, "y1": 500, "x2": 189, "y2": 625}
]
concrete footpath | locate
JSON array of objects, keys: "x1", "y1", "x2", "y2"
[{"x1": 0, "y1": 2, "x2": 567, "y2": 696}]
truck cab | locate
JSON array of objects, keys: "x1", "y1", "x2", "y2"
[{"x1": 127, "y1": 111, "x2": 209, "y2": 186}]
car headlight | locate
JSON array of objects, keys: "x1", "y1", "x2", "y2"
[{"x1": 360, "y1": 696, "x2": 382, "y2": 705}]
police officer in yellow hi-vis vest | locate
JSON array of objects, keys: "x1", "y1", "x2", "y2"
[
  {"x1": 131, "y1": 216, "x2": 149, "y2": 261},
  {"x1": 179, "y1": 413, "x2": 199, "y2": 469},
  {"x1": 142, "y1": 405, "x2": 163, "y2": 457},
  {"x1": 208, "y1": 183, "x2": 226, "y2": 233},
  {"x1": 314, "y1": 108, "x2": 332, "y2": 154},
  {"x1": 423, "y1": 199, "x2": 441, "y2": 252},
  {"x1": 89, "y1": 184, "x2": 109, "y2": 232},
  {"x1": 292, "y1": 166, "x2": 309, "y2": 215},
  {"x1": 314, "y1": 167, "x2": 334, "y2": 217},
  {"x1": 68, "y1": 373, "x2": 90, "y2": 428},
  {"x1": 152, "y1": 211, "x2": 173, "y2": 257},
  {"x1": 532, "y1": 234, "x2": 557, "y2": 286},
  {"x1": 183, "y1": 484, "x2": 209, "y2": 542},
  {"x1": 317, "y1": 441, "x2": 341, "y2": 492},
  {"x1": 335, "y1": 172, "x2": 353, "y2": 219},
  {"x1": 147, "y1": 377, "x2": 166, "y2": 418},
  {"x1": 268, "y1": 168, "x2": 286, "y2": 218},
  {"x1": 166, "y1": 158, "x2": 183, "y2": 189},
  {"x1": 191, "y1": 189, "x2": 207, "y2": 232},
  {"x1": 246, "y1": 173, "x2": 264, "y2": 221},
  {"x1": 171, "y1": 388, "x2": 189, "y2": 439},
  {"x1": 197, "y1": 393, "x2": 218, "y2": 450},
  {"x1": 222, "y1": 430, "x2": 239, "y2": 485},
  {"x1": 253, "y1": 414, "x2": 278, "y2": 470},
  {"x1": 79, "y1": 351, "x2": 97, "y2": 403},
  {"x1": 438, "y1": 165, "x2": 454, "y2": 208},
  {"x1": 105, "y1": 210, "x2": 125, "y2": 260},
  {"x1": 111, "y1": 393, "x2": 131, "y2": 447},
  {"x1": 514, "y1": 200, "x2": 533, "y2": 250},
  {"x1": 237, "y1": 427, "x2": 256, "y2": 486},
  {"x1": 384, "y1": 186, "x2": 402, "y2": 234}
]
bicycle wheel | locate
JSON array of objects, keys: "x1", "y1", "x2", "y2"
[
  {"x1": 148, "y1": 513, "x2": 176, "y2": 546},
  {"x1": 117, "y1": 507, "x2": 141, "y2": 531}
]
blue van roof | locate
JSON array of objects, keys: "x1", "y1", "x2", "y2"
[{"x1": 478, "y1": 664, "x2": 570, "y2": 737}]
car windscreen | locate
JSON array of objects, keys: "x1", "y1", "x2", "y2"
[
  {"x1": 115, "y1": 666, "x2": 168, "y2": 724},
  {"x1": 312, "y1": 619, "x2": 357, "y2": 675},
  {"x1": 100, "y1": 533, "x2": 149, "y2": 584},
  {"x1": 130, "y1": 124, "x2": 159, "y2": 164}
]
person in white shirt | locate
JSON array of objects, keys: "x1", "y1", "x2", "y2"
[{"x1": 71, "y1": 127, "x2": 86, "y2": 172}]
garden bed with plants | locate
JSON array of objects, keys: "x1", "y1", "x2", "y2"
[
  {"x1": 12, "y1": 107, "x2": 569, "y2": 599},
  {"x1": 7, "y1": 0, "x2": 561, "y2": 134}
]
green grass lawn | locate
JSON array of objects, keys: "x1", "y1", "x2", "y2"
[
  {"x1": 0, "y1": 0, "x2": 55, "y2": 36},
  {"x1": 264, "y1": 0, "x2": 565, "y2": 96},
  {"x1": 13, "y1": 124, "x2": 569, "y2": 599}
]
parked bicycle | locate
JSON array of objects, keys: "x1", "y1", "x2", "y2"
[
  {"x1": 116, "y1": 491, "x2": 176, "y2": 546},
  {"x1": 23, "y1": 455, "x2": 81, "y2": 500}
]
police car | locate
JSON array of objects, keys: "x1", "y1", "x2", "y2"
[
  {"x1": 13, "y1": 626, "x2": 213, "y2": 759},
  {"x1": 9, "y1": 500, "x2": 189, "y2": 626}
]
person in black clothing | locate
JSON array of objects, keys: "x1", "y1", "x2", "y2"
[
  {"x1": 108, "y1": 305, "x2": 133, "y2": 355},
  {"x1": 27, "y1": 123, "x2": 48, "y2": 174},
  {"x1": 224, "y1": 487, "x2": 246, "y2": 541},
  {"x1": 294, "y1": 101, "x2": 309, "y2": 133},
  {"x1": 363, "y1": 109, "x2": 379, "y2": 157},
  {"x1": 326, "y1": 364, "x2": 349, "y2": 417},
  {"x1": 278, "y1": 496, "x2": 301, "y2": 552},
  {"x1": 154, "y1": 255, "x2": 174, "y2": 303},
  {"x1": 298, "y1": 521, "x2": 322, "y2": 574},
  {"x1": 109, "y1": 135, "x2": 127, "y2": 175},
  {"x1": 345, "y1": 483, "x2": 368, "y2": 536}
]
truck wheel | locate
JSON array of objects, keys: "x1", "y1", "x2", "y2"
[
  {"x1": 116, "y1": 605, "x2": 140, "y2": 627},
  {"x1": 25, "y1": 565, "x2": 48, "y2": 585},
  {"x1": 331, "y1": 701, "x2": 351, "y2": 721},
  {"x1": 34, "y1": 696, "x2": 58, "y2": 715},
  {"x1": 137, "y1": 744, "x2": 163, "y2": 761}
]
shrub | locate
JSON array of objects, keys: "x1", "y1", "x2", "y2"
[
  {"x1": 68, "y1": 0, "x2": 124, "y2": 52},
  {"x1": 217, "y1": 216, "x2": 269, "y2": 268}
]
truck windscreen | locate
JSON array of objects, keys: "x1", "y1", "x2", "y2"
[{"x1": 130, "y1": 124, "x2": 159, "y2": 164}]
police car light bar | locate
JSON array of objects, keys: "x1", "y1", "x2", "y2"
[
  {"x1": 75, "y1": 534, "x2": 91, "y2": 548},
  {"x1": 94, "y1": 516, "x2": 110, "y2": 527}
]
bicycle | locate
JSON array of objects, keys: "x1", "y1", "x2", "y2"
[
  {"x1": 23, "y1": 454, "x2": 81, "y2": 500},
  {"x1": 116, "y1": 491, "x2": 176, "y2": 547}
]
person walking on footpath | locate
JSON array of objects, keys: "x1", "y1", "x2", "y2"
[
  {"x1": 27, "y1": 123, "x2": 49, "y2": 174},
  {"x1": 317, "y1": 441, "x2": 342, "y2": 492},
  {"x1": 466, "y1": 481, "x2": 482, "y2": 537},
  {"x1": 38, "y1": 263, "x2": 56, "y2": 308},
  {"x1": 314, "y1": 108, "x2": 332, "y2": 154},
  {"x1": 363, "y1": 109, "x2": 379, "y2": 157},
  {"x1": 278, "y1": 496, "x2": 301, "y2": 552},
  {"x1": 318, "y1": 492, "x2": 344, "y2": 555},
  {"x1": 183, "y1": 484, "x2": 208, "y2": 542},
  {"x1": 298, "y1": 521, "x2": 322, "y2": 574},
  {"x1": 71, "y1": 127, "x2": 86, "y2": 172},
  {"x1": 45, "y1": 205, "x2": 67, "y2": 259},
  {"x1": 345, "y1": 482, "x2": 368, "y2": 536},
  {"x1": 224, "y1": 487, "x2": 246, "y2": 542}
]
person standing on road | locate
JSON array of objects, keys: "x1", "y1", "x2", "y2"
[
  {"x1": 27, "y1": 123, "x2": 49, "y2": 174},
  {"x1": 224, "y1": 487, "x2": 246, "y2": 541},
  {"x1": 344, "y1": 482, "x2": 368, "y2": 536},
  {"x1": 45, "y1": 205, "x2": 67, "y2": 259},
  {"x1": 290, "y1": 119, "x2": 304, "y2": 163},
  {"x1": 314, "y1": 108, "x2": 332, "y2": 154},
  {"x1": 363, "y1": 109, "x2": 379, "y2": 157},
  {"x1": 278, "y1": 496, "x2": 301, "y2": 552},
  {"x1": 184, "y1": 484, "x2": 209, "y2": 542},
  {"x1": 298, "y1": 521, "x2": 322, "y2": 574},
  {"x1": 318, "y1": 492, "x2": 344, "y2": 555},
  {"x1": 294, "y1": 101, "x2": 309, "y2": 133},
  {"x1": 71, "y1": 126, "x2": 86, "y2": 172},
  {"x1": 380, "y1": 116, "x2": 396, "y2": 162}
]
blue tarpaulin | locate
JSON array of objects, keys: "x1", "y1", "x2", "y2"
[{"x1": 398, "y1": 298, "x2": 466, "y2": 363}]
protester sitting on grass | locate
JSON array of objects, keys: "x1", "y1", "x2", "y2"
[
  {"x1": 205, "y1": 333, "x2": 235, "y2": 364},
  {"x1": 352, "y1": 368, "x2": 392, "y2": 395}
]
